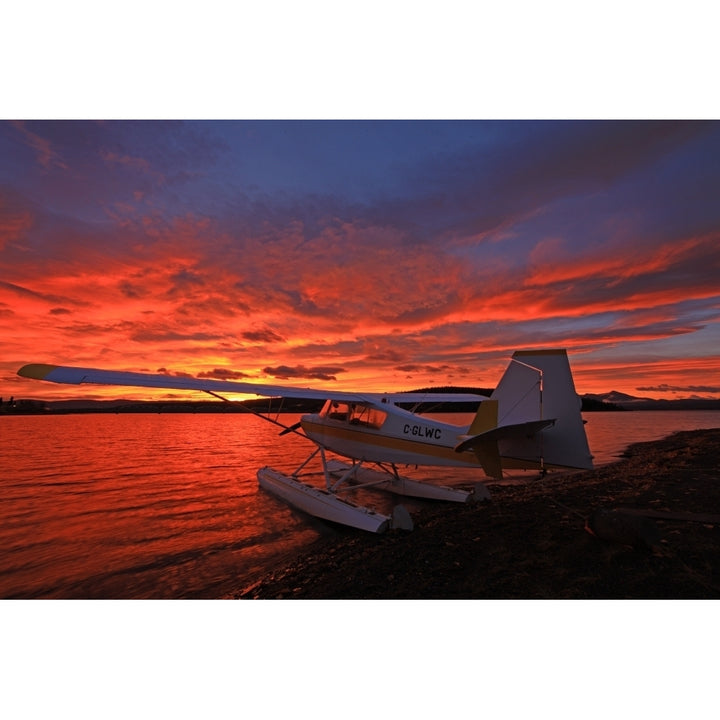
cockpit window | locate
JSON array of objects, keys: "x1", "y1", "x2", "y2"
[
  {"x1": 348, "y1": 404, "x2": 387, "y2": 429},
  {"x1": 323, "y1": 401, "x2": 350, "y2": 421},
  {"x1": 321, "y1": 401, "x2": 387, "y2": 429}
]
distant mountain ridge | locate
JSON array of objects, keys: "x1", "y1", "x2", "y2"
[
  {"x1": 584, "y1": 391, "x2": 720, "y2": 411},
  {"x1": 3, "y1": 389, "x2": 720, "y2": 415}
]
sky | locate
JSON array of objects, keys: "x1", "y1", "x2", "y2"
[
  {"x1": 2, "y1": 119, "x2": 719, "y2": 402},
  {"x1": 2, "y1": 5, "x2": 719, "y2": 703}
]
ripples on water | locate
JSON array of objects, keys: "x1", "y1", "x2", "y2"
[
  {"x1": 1, "y1": 414, "x2": 329, "y2": 598},
  {"x1": 2, "y1": 410, "x2": 719, "y2": 598}
]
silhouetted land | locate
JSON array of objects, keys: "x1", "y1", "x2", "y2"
[
  {"x1": 234, "y1": 428, "x2": 720, "y2": 599},
  {"x1": 0, "y1": 398, "x2": 325, "y2": 414},
  {"x1": 8, "y1": 383, "x2": 720, "y2": 414},
  {"x1": 1, "y1": 392, "x2": 633, "y2": 415}
]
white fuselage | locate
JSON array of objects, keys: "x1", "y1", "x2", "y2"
[{"x1": 300, "y1": 400, "x2": 479, "y2": 467}]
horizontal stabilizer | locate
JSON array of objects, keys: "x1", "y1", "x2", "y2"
[{"x1": 454, "y1": 418, "x2": 556, "y2": 454}]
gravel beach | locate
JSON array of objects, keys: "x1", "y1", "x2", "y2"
[{"x1": 232, "y1": 428, "x2": 720, "y2": 599}]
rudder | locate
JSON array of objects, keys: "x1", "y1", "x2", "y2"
[{"x1": 491, "y1": 349, "x2": 593, "y2": 472}]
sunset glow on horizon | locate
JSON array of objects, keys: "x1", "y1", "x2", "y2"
[{"x1": 2, "y1": 120, "x2": 720, "y2": 403}]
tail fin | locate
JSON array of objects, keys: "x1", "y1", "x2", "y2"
[{"x1": 489, "y1": 349, "x2": 592, "y2": 473}]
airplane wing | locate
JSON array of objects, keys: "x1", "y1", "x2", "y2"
[{"x1": 17, "y1": 363, "x2": 487, "y2": 405}]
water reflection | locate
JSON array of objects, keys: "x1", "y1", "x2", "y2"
[{"x1": 2, "y1": 410, "x2": 719, "y2": 597}]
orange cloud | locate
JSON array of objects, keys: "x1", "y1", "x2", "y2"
[{"x1": 2, "y1": 121, "x2": 719, "y2": 403}]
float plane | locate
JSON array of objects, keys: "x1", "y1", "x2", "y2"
[{"x1": 18, "y1": 349, "x2": 593, "y2": 533}]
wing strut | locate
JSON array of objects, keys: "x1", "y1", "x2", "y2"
[{"x1": 202, "y1": 389, "x2": 307, "y2": 438}]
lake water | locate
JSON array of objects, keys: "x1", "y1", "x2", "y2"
[{"x1": 2, "y1": 410, "x2": 719, "y2": 598}]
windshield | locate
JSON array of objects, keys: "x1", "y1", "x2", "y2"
[{"x1": 321, "y1": 401, "x2": 387, "y2": 429}]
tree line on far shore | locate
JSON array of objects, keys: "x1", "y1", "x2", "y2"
[{"x1": 1, "y1": 392, "x2": 628, "y2": 415}]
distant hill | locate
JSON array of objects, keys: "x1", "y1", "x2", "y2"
[
  {"x1": 0, "y1": 396, "x2": 326, "y2": 415},
  {"x1": 584, "y1": 391, "x2": 720, "y2": 411},
  {"x1": 4, "y1": 388, "x2": 717, "y2": 415},
  {"x1": 579, "y1": 396, "x2": 626, "y2": 412},
  {"x1": 586, "y1": 390, "x2": 645, "y2": 404}
]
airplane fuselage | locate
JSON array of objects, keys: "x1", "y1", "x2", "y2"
[{"x1": 300, "y1": 400, "x2": 480, "y2": 468}]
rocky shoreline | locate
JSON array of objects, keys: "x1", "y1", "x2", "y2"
[{"x1": 231, "y1": 428, "x2": 720, "y2": 599}]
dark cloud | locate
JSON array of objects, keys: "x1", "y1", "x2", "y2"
[
  {"x1": 636, "y1": 383, "x2": 720, "y2": 394},
  {"x1": 241, "y1": 329, "x2": 285, "y2": 343},
  {"x1": 118, "y1": 280, "x2": 147, "y2": 299},
  {"x1": 396, "y1": 363, "x2": 453, "y2": 374},
  {"x1": 167, "y1": 268, "x2": 206, "y2": 298},
  {"x1": 130, "y1": 330, "x2": 225, "y2": 343},
  {"x1": 0, "y1": 280, "x2": 80, "y2": 307},
  {"x1": 170, "y1": 268, "x2": 205, "y2": 286},
  {"x1": 263, "y1": 365, "x2": 346, "y2": 381},
  {"x1": 197, "y1": 368, "x2": 251, "y2": 380},
  {"x1": 156, "y1": 368, "x2": 195, "y2": 378},
  {"x1": 175, "y1": 296, "x2": 243, "y2": 319},
  {"x1": 360, "y1": 121, "x2": 716, "y2": 243},
  {"x1": 0, "y1": 188, "x2": 34, "y2": 250},
  {"x1": 364, "y1": 349, "x2": 405, "y2": 363},
  {"x1": 6, "y1": 121, "x2": 228, "y2": 212}
]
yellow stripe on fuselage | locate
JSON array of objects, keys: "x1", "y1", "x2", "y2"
[{"x1": 301, "y1": 419, "x2": 480, "y2": 466}]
